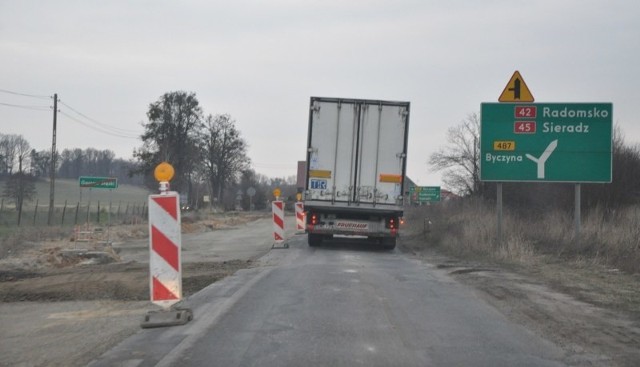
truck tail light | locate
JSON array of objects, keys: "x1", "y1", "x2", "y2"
[
  {"x1": 307, "y1": 213, "x2": 317, "y2": 231},
  {"x1": 387, "y1": 218, "x2": 396, "y2": 229},
  {"x1": 386, "y1": 217, "x2": 399, "y2": 236}
]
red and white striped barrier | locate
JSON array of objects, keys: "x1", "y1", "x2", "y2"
[
  {"x1": 272, "y1": 201, "x2": 285, "y2": 242},
  {"x1": 148, "y1": 192, "x2": 182, "y2": 309},
  {"x1": 295, "y1": 202, "x2": 305, "y2": 232}
]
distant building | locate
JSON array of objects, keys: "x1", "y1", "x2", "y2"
[
  {"x1": 296, "y1": 161, "x2": 306, "y2": 192},
  {"x1": 404, "y1": 176, "x2": 417, "y2": 197}
]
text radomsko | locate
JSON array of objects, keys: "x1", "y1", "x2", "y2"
[{"x1": 487, "y1": 105, "x2": 608, "y2": 163}]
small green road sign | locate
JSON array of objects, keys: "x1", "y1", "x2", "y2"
[
  {"x1": 480, "y1": 103, "x2": 612, "y2": 183},
  {"x1": 410, "y1": 186, "x2": 441, "y2": 202},
  {"x1": 79, "y1": 176, "x2": 118, "y2": 189}
]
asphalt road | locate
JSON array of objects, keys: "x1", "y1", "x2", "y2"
[{"x1": 91, "y1": 234, "x2": 567, "y2": 367}]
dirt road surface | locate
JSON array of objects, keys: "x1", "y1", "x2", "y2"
[
  {"x1": 1, "y1": 214, "x2": 639, "y2": 366},
  {"x1": 0, "y1": 212, "x2": 287, "y2": 367}
]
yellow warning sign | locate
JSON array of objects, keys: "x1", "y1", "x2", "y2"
[{"x1": 498, "y1": 71, "x2": 534, "y2": 102}]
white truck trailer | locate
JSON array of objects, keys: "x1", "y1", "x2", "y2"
[{"x1": 304, "y1": 97, "x2": 410, "y2": 249}]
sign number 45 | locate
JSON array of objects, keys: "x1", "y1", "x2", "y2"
[{"x1": 514, "y1": 121, "x2": 536, "y2": 134}]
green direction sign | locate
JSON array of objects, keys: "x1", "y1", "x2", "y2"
[
  {"x1": 79, "y1": 176, "x2": 118, "y2": 189},
  {"x1": 480, "y1": 103, "x2": 612, "y2": 183},
  {"x1": 410, "y1": 186, "x2": 441, "y2": 202}
]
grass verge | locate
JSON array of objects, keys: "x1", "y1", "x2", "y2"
[{"x1": 405, "y1": 198, "x2": 640, "y2": 274}]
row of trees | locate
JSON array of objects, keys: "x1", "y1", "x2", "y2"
[
  {"x1": 185, "y1": 169, "x2": 299, "y2": 211},
  {"x1": 2, "y1": 91, "x2": 289, "y2": 214},
  {"x1": 1, "y1": 134, "x2": 141, "y2": 184},
  {"x1": 429, "y1": 114, "x2": 640, "y2": 213}
]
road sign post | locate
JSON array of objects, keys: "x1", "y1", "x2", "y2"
[
  {"x1": 79, "y1": 176, "x2": 118, "y2": 189},
  {"x1": 78, "y1": 176, "x2": 118, "y2": 229},
  {"x1": 481, "y1": 99, "x2": 613, "y2": 242},
  {"x1": 247, "y1": 187, "x2": 256, "y2": 211},
  {"x1": 409, "y1": 186, "x2": 441, "y2": 203}
]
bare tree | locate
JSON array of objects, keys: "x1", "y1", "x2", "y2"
[
  {"x1": 14, "y1": 136, "x2": 31, "y2": 175},
  {"x1": 429, "y1": 113, "x2": 481, "y2": 196},
  {"x1": 202, "y1": 114, "x2": 250, "y2": 203},
  {"x1": 30, "y1": 149, "x2": 51, "y2": 178},
  {"x1": 0, "y1": 134, "x2": 19, "y2": 176},
  {"x1": 1, "y1": 135, "x2": 36, "y2": 224},
  {"x1": 0, "y1": 134, "x2": 32, "y2": 177},
  {"x1": 583, "y1": 125, "x2": 640, "y2": 209}
]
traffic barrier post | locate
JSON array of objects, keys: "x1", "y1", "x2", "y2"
[
  {"x1": 295, "y1": 202, "x2": 305, "y2": 232},
  {"x1": 272, "y1": 200, "x2": 288, "y2": 249},
  {"x1": 141, "y1": 162, "x2": 193, "y2": 328}
]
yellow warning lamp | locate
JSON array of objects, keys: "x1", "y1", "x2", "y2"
[{"x1": 154, "y1": 162, "x2": 175, "y2": 193}]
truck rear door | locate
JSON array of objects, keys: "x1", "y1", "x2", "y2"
[
  {"x1": 356, "y1": 102, "x2": 408, "y2": 206},
  {"x1": 306, "y1": 98, "x2": 409, "y2": 208}
]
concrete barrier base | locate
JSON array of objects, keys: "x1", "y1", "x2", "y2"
[
  {"x1": 140, "y1": 308, "x2": 193, "y2": 328},
  {"x1": 271, "y1": 242, "x2": 289, "y2": 249}
]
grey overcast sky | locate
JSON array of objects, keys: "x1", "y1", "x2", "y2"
[{"x1": 1, "y1": 0, "x2": 639, "y2": 187}]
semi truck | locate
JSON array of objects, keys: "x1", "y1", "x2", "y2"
[{"x1": 304, "y1": 97, "x2": 410, "y2": 249}]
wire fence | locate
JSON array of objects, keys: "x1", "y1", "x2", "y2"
[{"x1": 0, "y1": 198, "x2": 148, "y2": 227}]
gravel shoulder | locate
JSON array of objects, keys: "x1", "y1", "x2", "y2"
[{"x1": 401, "y1": 233, "x2": 640, "y2": 367}]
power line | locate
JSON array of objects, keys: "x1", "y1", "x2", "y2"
[
  {"x1": 58, "y1": 110, "x2": 140, "y2": 139},
  {"x1": 0, "y1": 101, "x2": 50, "y2": 111},
  {"x1": 0, "y1": 88, "x2": 50, "y2": 100},
  {"x1": 1, "y1": 90, "x2": 143, "y2": 137},
  {"x1": 58, "y1": 100, "x2": 142, "y2": 135}
]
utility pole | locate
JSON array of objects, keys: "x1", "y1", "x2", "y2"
[{"x1": 48, "y1": 93, "x2": 57, "y2": 225}]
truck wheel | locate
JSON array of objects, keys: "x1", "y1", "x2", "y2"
[
  {"x1": 382, "y1": 237, "x2": 396, "y2": 250},
  {"x1": 308, "y1": 233, "x2": 322, "y2": 247}
]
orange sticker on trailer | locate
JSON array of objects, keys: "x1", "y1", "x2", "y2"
[
  {"x1": 309, "y1": 170, "x2": 332, "y2": 178},
  {"x1": 379, "y1": 174, "x2": 402, "y2": 183}
]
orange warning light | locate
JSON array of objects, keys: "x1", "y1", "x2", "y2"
[{"x1": 154, "y1": 162, "x2": 175, "y2": 182}]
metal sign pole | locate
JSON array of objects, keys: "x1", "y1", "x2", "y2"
[
  {"x1": 497, "y1": 182, "x2": 503, "y2": 244},
  {"x1": 574, "y1": 183, "x2": 581, "y2": 240},
  {"x1": 108, "y1": 189, "x2": 112, "y2": 244}
]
